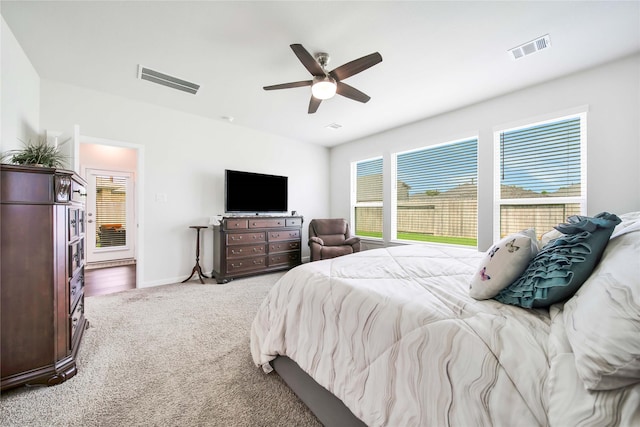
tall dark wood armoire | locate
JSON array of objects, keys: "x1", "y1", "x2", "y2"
[{"x1": 1, "y1": 164, "x2": 88, "y2": 390}]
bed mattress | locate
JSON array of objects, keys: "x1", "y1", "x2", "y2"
[{"x1": 251, "y1": 245, "x2": 552, "y2": 426}]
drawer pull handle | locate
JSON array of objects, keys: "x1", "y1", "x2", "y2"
[
  {"x1": 232, "y1": 249, "x2": 243, "y2": 254},
  {"x1": 231, "y1": 236, "x2": 243, "y2": 241},
  {"x1": 253, "y1": 260, "x2": 263, "y2": 265}
]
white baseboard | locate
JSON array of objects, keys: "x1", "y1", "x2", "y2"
[{"x1": 140, "y1": 275, "x2": 193, "y2": 288}]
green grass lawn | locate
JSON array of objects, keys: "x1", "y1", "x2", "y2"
[{"x1": 356, "y1": 231, "x2": 477, "y2": 247}]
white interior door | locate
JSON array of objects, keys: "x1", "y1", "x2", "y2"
[{"x1": 86, "y1": 169, "x2": 135, "y2": 263}]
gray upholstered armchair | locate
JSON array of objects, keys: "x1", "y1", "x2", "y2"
[{"x1": 308, "y1": 218, "x2": 361, "y2": 262}]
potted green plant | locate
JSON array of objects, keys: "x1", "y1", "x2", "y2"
[{"x1": 1, "y1": 139, "x2": 67, "y2": 168}]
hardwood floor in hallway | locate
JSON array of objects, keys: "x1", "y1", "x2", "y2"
[{"x1": 85, "y1": 264, "x2": 136, "y2": 297}]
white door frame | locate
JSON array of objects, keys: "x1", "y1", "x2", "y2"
[
  {"x1": 80, "y1": 135, "x2": 145, "y2": 288},
  {"x1": 86, "y1": 169, "x2": 135, "y2": 262}
]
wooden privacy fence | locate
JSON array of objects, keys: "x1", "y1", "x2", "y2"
[
  {"x1": 356, "y1": 201, "x2": 580, "y2": 240},
  {"x1": 499, "y1": 204, "x2": 581, "y2": 238},
  {"x1": 355, "y1": 199, "x2": 477, "y2": 239}
]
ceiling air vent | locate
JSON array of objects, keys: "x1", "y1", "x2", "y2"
[
  {"x1": 508, "y1": 34, "x2": 551, "y2": 60},
  {"x1": 137, "y1": 65, "x2": 200, "y2": 95}
]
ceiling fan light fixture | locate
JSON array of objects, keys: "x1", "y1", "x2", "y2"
[{"x1": 311, "y1": 76, "x2": 337, "y2": 100}]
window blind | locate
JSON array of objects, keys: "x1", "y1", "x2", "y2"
[
  {"x1": 395, "y1": 138, "x2": 478, "y2": 246},
  {"x1": 95, "y1": 175, "x2": 127, "y2": 248},
  {"x1": 498, "y1": 116, "x2": 584, "y2": 238},
  {"x1": 354, "y1": 158, "x2": 383, "y2": 238},
  {"x1": 501, "y1": 117, "x2": 581, "y2": 197}
]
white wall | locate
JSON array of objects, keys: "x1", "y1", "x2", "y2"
[
  {"x1": 1, "y1": 16, "x2": 40, "y2": 152},
  {"x1": 40, "y1": 79, "x2": 331, "y2": 287},
  {"x1": 330, "y1": 54, "x2": 640, "y2": 251},
  {"x1": 80, "y1": 143, "x2": 137, "y2": 174}
]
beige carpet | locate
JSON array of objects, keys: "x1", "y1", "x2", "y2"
[{"x1": 0, "y1": 273, "x2": 321, "y2": 427}]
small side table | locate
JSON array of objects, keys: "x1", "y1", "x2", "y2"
[{"x1": 182, "y1": 225, "x2": 209, "y2": 284}]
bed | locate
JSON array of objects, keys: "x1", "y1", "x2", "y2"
[{"x1": 250, "y1": 212, "x2": 640, "y2": 426}]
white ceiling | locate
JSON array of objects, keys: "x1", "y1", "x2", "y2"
[{"x1": 2, "y1": 1, "x2": 639, "y2": 147}]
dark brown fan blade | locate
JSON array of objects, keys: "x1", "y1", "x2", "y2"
[
  {"x1": 290, "y1": 44, "x2": 325, "y2": 76},
  {"x1": 336, "y1": 82, "x2": 371, "y2": 103},
  {"x1": 330, "y1": 52, "x2": 382, "y2": 81},
  {"x1": 308, "y1": 96, "x2": 321, "y2": 114},
  {"x1": 263, "y1": 80, "x2": 313, "y2": 90},
  {"x1": 263, "y1": 80, "x2": 312, "y2": 91}
]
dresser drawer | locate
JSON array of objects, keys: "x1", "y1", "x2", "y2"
[
  {"x1": 79, "y1": 210, "x2": 85, "y2": 235},
  {"x1": 249, "y1": 218, "x2": 286, "y2": 229},
  {"x1": 68, "y1": 208, "x2": 80, "y2": 240},
  {"x1": 68, "y1": 239, "x2": 84, "y2": 277},
  {"x1": 226, "y1": 244, "x2": 266, "y2": 259},
  {"x1": 70, "y1": 295, "x2": 84, "y2": 347},
  {"x1": 69, "y1": 269, "x2": 84, "y2": 310},
  {"x1": 70, "y1": 179, "x2": 86, "y2": 203},
  {"x1": 224, "y1": 219, "x2": 248, "y2": 230},
  {"x1": 227, "y1": 256, "x2": 267, "y2": 273},
  {"x1": 269, "y1": 252, "x2": 301, "y2": 267},
  {"x1": 269, "y1": 240, "x2": 301, "y2": 253},
  {"x1": 268, "y1": 229, "x2": 301, "y2": 242},
  {"x1": 226, "y1": 232, "x2": 265, "y2": 245},
  {"x1": 286, "y1": 218, "x2": 302, "y2": 227}
]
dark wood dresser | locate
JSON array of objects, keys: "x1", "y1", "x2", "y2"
[
  {"x1": 212, "y1": 216, "x2": 303, "y2": 283},
  {"x1": 1, "y1": 164, "x2": 88, "y2": 390}
]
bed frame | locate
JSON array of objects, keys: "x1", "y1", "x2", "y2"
[{"x1": 271, "y1": 356, "x2": 366, "y2": 427}]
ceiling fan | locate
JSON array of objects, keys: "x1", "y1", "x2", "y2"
[{"x1": 263, "y1": 44, "x2": 383, "y2": 114}]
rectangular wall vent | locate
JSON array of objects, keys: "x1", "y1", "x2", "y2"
[
  {"x1": 137, "y1": 65, "x2": 200, "y2": 95},
  {"x1": 508, "y1": 34, "x2": 551, "y2": 60}
]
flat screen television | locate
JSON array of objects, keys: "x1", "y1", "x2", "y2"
[{"x1": 224, "y1": 169, "x2": 288, "y2": 213}]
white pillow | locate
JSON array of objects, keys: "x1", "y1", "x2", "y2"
[
  {"x1": 563, "y1": 228, "x2": 640, "y2": 390},
  {"x1": 611, "y1": 211, "x2": 640, "y2": 239},
  {"x1": 469, "y1": 229, "x2": 539, "y2": 300}
]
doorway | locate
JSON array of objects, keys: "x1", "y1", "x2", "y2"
[{"x1": 80, "y1": 138, "x2": 144, "y2": 295}]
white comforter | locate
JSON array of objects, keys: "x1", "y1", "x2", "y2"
[{"x1": 251, "y1": 245, "x2": 555, "y2": 426}]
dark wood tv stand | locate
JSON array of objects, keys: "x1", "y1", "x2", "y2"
[{"x1": 212, "y1": 215, "x2": 303, "y2": 284}]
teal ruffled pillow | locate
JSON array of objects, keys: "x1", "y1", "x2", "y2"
[{"x1": 494, "y1": 212, "x2": 621, "y2": 308}]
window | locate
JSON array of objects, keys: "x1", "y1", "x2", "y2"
[
  {"x1": 352, "y1": 157, "x2": 383, "y2": 238},
  {"x1": 95, "y1": 175, "x2": 128, "y2": 248},
  {"x1": 394, "y1": 138, "x2": 478, "y2": 246},
  {"x1": 495, "y1": 113, "x2": 586, "y2": 239}
]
